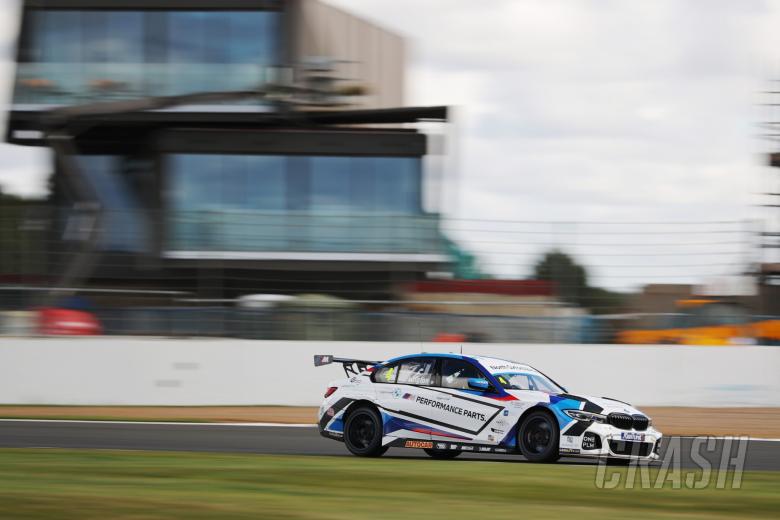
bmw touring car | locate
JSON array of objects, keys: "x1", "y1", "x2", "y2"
[{"x1": 314, "y1": 353, "x2": 662, "y2": 463}]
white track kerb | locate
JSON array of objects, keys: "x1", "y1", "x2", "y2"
[{"x1": 0, "y1": 338, "x2": 778, "y2": 407}]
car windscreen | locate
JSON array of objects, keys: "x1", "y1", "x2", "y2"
[{"x1": 493, "y1": 372, "x2": 563, "y2": 393}]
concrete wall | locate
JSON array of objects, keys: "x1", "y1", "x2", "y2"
[{"x1": 0, "y1": 338, "x2": 777, "y2": 407}]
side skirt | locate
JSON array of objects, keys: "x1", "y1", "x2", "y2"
[{"x1": 388, "y1": 438, "x2": 519, "y2": 455}]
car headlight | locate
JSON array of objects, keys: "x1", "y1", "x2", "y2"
[{"x1": 565, "y1": 409, "x2": 607, "y2": 423}]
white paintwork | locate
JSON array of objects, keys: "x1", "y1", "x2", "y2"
[{"x1": 0, "y1": 338, "x2": 777, "y2": 407}]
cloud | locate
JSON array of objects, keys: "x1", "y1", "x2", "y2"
[{"x1": 328, "y1": 0, "x2": 775, "y2": 288}]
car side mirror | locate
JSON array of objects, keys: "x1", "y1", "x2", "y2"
[{"x1": 467, "y1": 378, "x2": 490, "y2": 391}]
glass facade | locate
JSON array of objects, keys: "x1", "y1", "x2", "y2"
[
  {"x1": 62, "y1": 155, "x2": 149, "y2": 253},
  {"x1": 165, "y1": 154, "x2": 442, "y2": 254},
  {"x1": 14, "y1": 9, "x2": 280, "y2": 106}
]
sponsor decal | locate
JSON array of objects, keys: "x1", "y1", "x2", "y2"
[
  {"x1": 487, "y1": 364, "x2": 529, "y2": 372},
  {"x1": 403, "y1": 393, "x2": 414, "y2": 400},
  {"x1": 566, "y1": 436, "x2": 574, "y2": 443},
  {"x1": 461, "y1": 445, "x2": 475, "y2": 451},
  {"x1": 450, "y1": 444, "x2": 459, "y2": 450},
  {"x1": 491, "y1": 428, "x2": 505, "y2": 434},
  {"x1": 349, "y1": 376, "x2": 360, "y2": 383},
  {"x1": 494, "y1": 448, "x2": 507, "y2": 453},
  {"x1": 582, "y1": 433, "x2": 598, "y2": 450},
  {"x1": 479, "y1": 446, "x2": 492, "y2": 452},
  {"x1": 326, "y1": 408, "x2": 335, "y2": 417},
  {"x1": 621, "y1": 432, "x2": 645, "y2": 442},
  {"x1": 560, "y1": 448, "x2": 581, "y2": 455},
  {"x1": 487, "y1": 434, "x2": 495, "y2": 442},
  {"x1": 560, "y1": 436, "x2": 576, "y2": 448},
  {"x1": 495, "y1": 419, "x2": 508, "y2": 427},
  {"x1": 392, "y1": 388, "x2": 402, "y2": 399},
  {"x1": 503, "y1": 410, "x2": 509, "y2": 416},
  {"x1": 436, "y1": 443, "x2": 448, "y2": 450},
  {"x1": 414, "y1": 396, "x2": 486, "y2": 422},
  {"x1": 404, "y1": 440, "x2": 434, "y2": 449}
]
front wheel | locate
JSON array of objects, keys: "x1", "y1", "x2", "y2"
[
  {"x1": 518, "y1": 411, "x2": 560, "y2": 463},
  {"x1": 423, "y1": 448, "x2": 461, "y2": 460},
  {"x1": 343, "y1": 406, "x2": 386, "y2": 457}
]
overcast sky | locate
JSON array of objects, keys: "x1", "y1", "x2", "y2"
[
  {"x1": 1, "y1": 0, "x2": 779, "y2": 290},
  {"x1": 329, "y1": 0, "x2": 780, "y2": 289}
]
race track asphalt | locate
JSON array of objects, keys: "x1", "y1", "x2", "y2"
[{"x1": 0, "y1": 420, "x2": 778, "y2": 471}]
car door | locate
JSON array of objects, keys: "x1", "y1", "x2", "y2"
[
  {"x1": 374, "y1": 357, "x2": 443, "y2": 442},
  {"x1": 429, "y1": 358, "x2": 507, "y2": 445}
]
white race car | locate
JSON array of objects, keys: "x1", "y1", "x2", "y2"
[{"x1": 315, "y1": 353, "x2": 662, "y2": 463}]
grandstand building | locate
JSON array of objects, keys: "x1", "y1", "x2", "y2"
[{"x1": 5, "y1": 0, "x2": 450, "y2": 300}]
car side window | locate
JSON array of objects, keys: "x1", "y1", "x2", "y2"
[
  {"x1": 373, "y1": 363, "x2": 398, "y2": 384},
  {"x1": 440, "y1": 359, "x2": 488, "y2": 390},
  {"x1": 510, "y1": 374, "x2": 532, "y2": 390},
  {"x1": 397, "y1": 358, "x2": 436, "y2": 386}
]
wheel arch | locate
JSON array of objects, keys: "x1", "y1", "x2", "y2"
[
  {"x1": 342, "y1": 399, "x2": 383, "y2": 425},
  {"x1": 517, "y1": 404, "x2": 560, "y2": 430}
]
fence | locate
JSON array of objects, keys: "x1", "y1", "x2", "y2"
[{"x1": 1, "y1": 205, "x2": 775, "y2": 343}]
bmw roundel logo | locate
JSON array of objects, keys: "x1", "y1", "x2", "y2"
[
  {"x1": 503, "y1": 410, "x2": 509, "y2": 416},
  {"x1": 393, "y1": 388, "x2": 402, "y2": 399}
]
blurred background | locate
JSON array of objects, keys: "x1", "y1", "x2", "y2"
[{"x1": 1, "y1": 0, "x2": 779, "y2": 346}]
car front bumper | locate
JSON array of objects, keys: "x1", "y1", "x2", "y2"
[{"x1": 560, "y1": 423, "x2": 663, "y2": 460}]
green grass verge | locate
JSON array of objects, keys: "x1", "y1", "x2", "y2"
[{"x1": 0, "y1": 449, "x2": 777, "y2": 519}]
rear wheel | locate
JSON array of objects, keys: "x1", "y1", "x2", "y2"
[
  {"x1": 343, "y1": 406, "x2": 386, "y2": 457},
  {"x1": 518, "y1": 410, "x2": 560, "y2": 463},
  {"x1": 423, "y1": 448, "x2": 461, "y2": 460}
]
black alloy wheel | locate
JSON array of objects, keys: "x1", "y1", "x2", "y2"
[
  {"x1": 343, "y1": 406, "x2": 387, "y2": 457},
  {"x1": 423, "y1": 448, "x2": 462, "y2": 460},
  {"x1": 518, "y1": 410, "x2": 560, "y2": 463}
]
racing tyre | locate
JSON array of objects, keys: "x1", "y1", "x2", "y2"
[
  {"x1": 518, "y1": 410, "x2": 560, "y2": 463},
  {"x1": 344, "y1": 406, "x2": 386, "y2": 457},
  {"x1": 423, "y1": 448, "x2": 462, "y2": 460}
]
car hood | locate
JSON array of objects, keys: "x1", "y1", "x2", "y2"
[
  {"x1": 569, "y1": 394, "x2": 647, "y2": 416},
  {"x1": 505, "y1": 390, "x2": 647, "y2": 416}
]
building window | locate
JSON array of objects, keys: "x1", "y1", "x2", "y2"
[
  {"x1": 309, "y1": 156, "x2": 421, "y2": 214},
  {"x1": 168, "y1": 154, "x2": 287, "y2": 213},
  {"x1": 14, "y1": 9, "x2": 280, "y2": 106},
  {"x1": 168, "y1": 154, "x2": 421, "y2": 215},
  {"x1": 165, "y1": 153, "x2": 437, "y2": 254}
]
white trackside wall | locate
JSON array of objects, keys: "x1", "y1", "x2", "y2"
[{"x1": 0, "y1": 337, "x2": 777, "y2": 407}]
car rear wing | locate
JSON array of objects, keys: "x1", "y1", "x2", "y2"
[{"x1": 314, "y1": 355, "x2": 381, "y2": 377}]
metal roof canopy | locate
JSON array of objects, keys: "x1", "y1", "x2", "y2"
[{"x1": 8, "y1": 104, "x2": 448, "y2": 146}]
